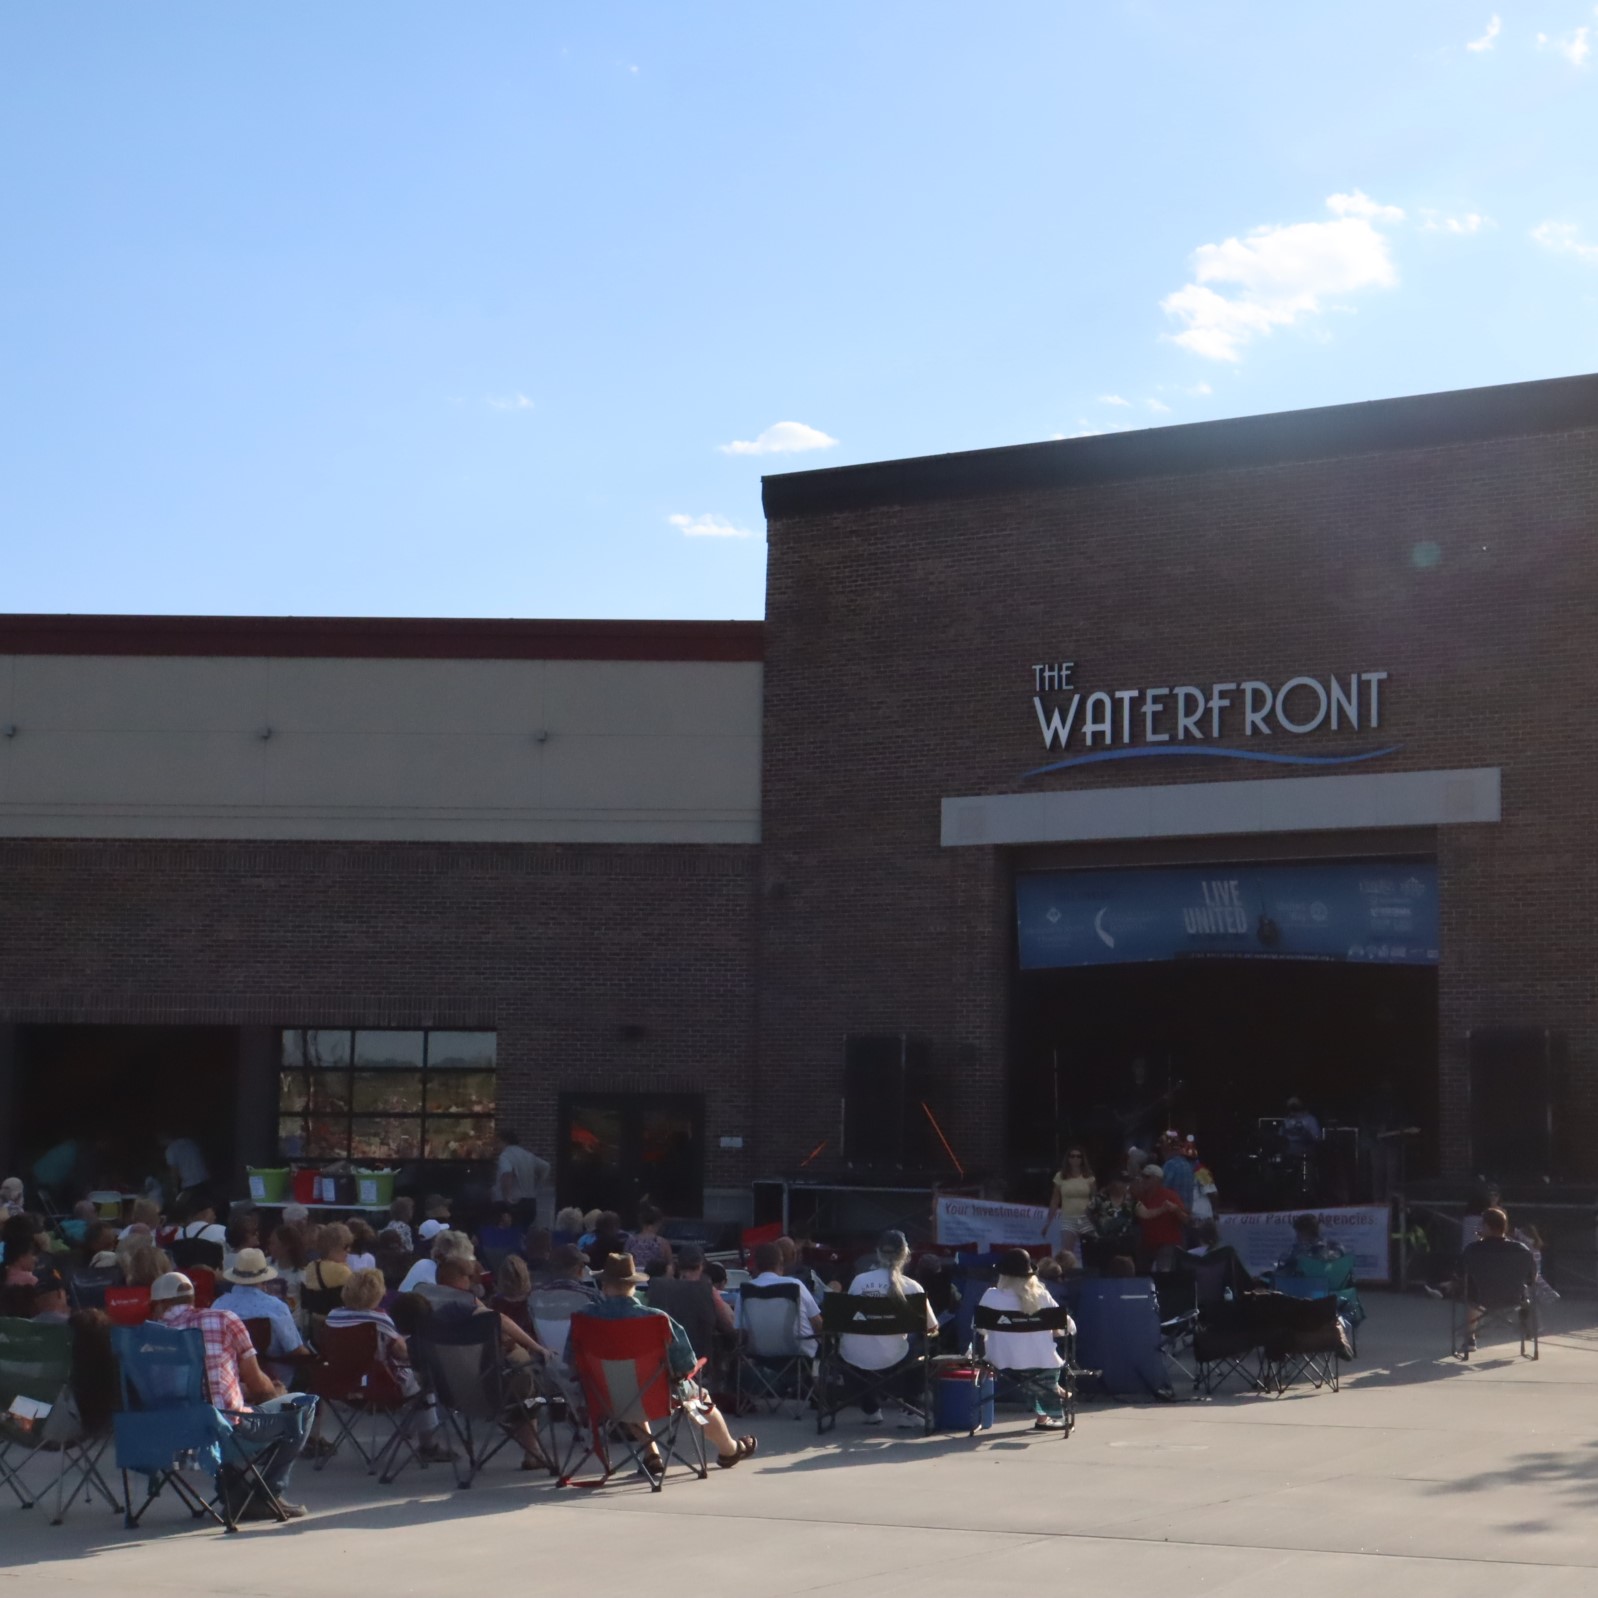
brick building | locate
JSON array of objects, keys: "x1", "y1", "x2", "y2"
[{"x1": 2, "y1": 372, "x2": 1595, "y2": 1217}]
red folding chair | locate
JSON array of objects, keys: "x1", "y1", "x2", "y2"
[
  {"x1": 740, "y1": 1223, "x2": 782, "y2": 1264},
  {"x1": 185, "y1": 1267, "x2": 217, "y2": 1310},
  {"x1": 563, "y1": 1312, "x2": 710, "y2": 1492},
  {"x1": 304, "y1": 1322, "x2": 427, "y2": 1484},
  {"x1": 104, "y1": 1286, "x2": 152, "y2": 1327}
]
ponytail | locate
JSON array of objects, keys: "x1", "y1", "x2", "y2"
[{"x1": 876, "y1": 1229, "x2": 910, "y2": 1305}]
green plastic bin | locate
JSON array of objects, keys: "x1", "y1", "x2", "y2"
[
  {"x1": 247, "y1": 1167, "x2": 290, "y2": 1203},
  {"x1": 354, "y1": 1169, "x2": 397, "y2": 1207}
]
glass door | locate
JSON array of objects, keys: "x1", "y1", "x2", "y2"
[{"x1": 557, "y1": 1093, "x2": 704, "y2": 1218}]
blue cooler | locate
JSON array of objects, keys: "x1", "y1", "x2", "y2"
[{"x1": 931, "y1": 1365, "x2": 996, "y2": 1432}]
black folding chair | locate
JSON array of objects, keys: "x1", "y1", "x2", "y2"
[
  {"x1": 1191, "y1": 1253, "x2": 1264, "y2": 1396},
  {"x1": 67, "y1": 1267, "x2": 123, "y2": 1313},
  {"x1": 971, "y1": 1301, "x2": 1078, "y2": 1436},
  {"x1": 814, "y1": 1293, "x2": 933, "y2": 1435},
  {"x1": 736, "y1": 1281, "x2": 815, "y2": 1418},
  {"x1": 1258, "y1": 1293, "x2": 1344, "y2": 1394},
  {"x1": 1453, "y1": 1241, "x2": 1539, "y2": 1361},
  {"x1": 412, "y1": 1312, "x2": 540, "y2": 1486}
]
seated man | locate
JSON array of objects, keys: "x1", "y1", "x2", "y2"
[
  {"x1": 1460, "y1": 1206, "x2": 1537, "y2": 1353},
  {"x1": 646, "y1": 1244, "x2": 735, "y2": 1362},
  {"x1": 31, "y1": 1260, "x2": 72, "y2": 1324},
  {"x1": 168, "y1": 1191, "x2": 228, "y2": 1270},
  {"x1": 538, "y1": 1243, "x2": 602, "y2": 1305},
  {"x1": 585, "y1": 1254, "x2": 758, "y2": 1473},
  {"x1": 149, "y1": 1270, "x2": 318, "y2": 1521},
  {"x1": 1276, "y1": 1213, "x2": 1345, "y2": 1273},
  {"x1": 744, "y1": 1240, "x2": 822, "y2": 1355},
  {"x1": 212, "y1": 1248, "x2": 312, "y2": 1384}
]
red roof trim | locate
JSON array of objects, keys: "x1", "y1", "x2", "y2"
[{"x1": 0, "y1": 614, "x2": 765, "y2": 663}]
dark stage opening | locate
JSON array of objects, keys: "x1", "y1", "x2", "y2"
[
  {"x1": 1009, "y1": 959, "x2": 1438, "y2": 1207},
  {"x1": 14, "y1": 1025, "x2": 240, "y2": 1200}
]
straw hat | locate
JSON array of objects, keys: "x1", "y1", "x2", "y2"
[{"x1": 221, "y1": 1247, "x2": 278, "y2": 1286}]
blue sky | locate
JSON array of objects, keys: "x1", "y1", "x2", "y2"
[{"x1": 2, "y1": 3, "x2": 1595, "y2": 621}]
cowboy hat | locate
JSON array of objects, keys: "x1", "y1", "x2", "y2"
[{"x1": 600, "y1": 1252, "x2": 648, "y2": 1286}]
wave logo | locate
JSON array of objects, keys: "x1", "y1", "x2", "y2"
[{"x1": 1021, "y1": 744, "x2": 1403, "y2": 781}]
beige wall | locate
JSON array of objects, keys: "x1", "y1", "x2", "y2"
[{"x1": 0, "y1": 654, "x2": 762, "y2": 842}]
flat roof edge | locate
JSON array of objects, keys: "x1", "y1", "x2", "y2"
[
  {"x1": 763, "y1": 372, "x2": 1598, "y2": 519},
  {"x1": 0, "y1": 615, "x2": 766, "y2": 663}
]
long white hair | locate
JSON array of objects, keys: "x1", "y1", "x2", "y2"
[
  {"x1": 876, "y1": 1229, "x2": 911, "y2": 1304},
  {"x1": 998, "y1": 1270, "x2": 1049, "y2": 1314}
]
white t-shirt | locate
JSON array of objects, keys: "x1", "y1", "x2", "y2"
[
  {"x1": 398, "y1": 1259, "x2": 437, "y2": 1292},
  {"x1": 839, "y1": 1267, "x2": 936, "y2": 1370},
  {"x1": 496, "y1": 1145, "x2": 550, "y2": 1203},
  {"x1": 744, "y1": 1270, "x2": 822, "y2": 1353},
  {"x1": 347, "y1": 1251, "x2": 376, "y2": 1274},
  {"x1": 977, "y1": 1284, "x2": 1070, "y2": 1372},
  {"x1": 177, "y1": 1220, "x2": 227, "y2": 1247},
  {"x1": 165, "y1": 1139, "x2": 209, "y2": 1189}
]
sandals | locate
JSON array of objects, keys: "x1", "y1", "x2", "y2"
[{"x1": 717, "y1": 1436, "x2": 759, "y2": 1469}]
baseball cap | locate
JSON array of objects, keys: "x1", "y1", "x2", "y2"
[{"x1": 150, "y1": 1271, "x2": 194, "y2": 1302}]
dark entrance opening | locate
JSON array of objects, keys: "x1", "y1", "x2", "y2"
[
  {"x1": 13, "y1": 1025, "x2": 240, "y2": 1200},
  {"x1": 557, "y1": 1092, "x2": 705, "y2": 1219},
  {"x1": 1009, "y1": 959, "x2": 1438, "y2": 1207}
]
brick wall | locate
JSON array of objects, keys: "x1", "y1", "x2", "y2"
[
  {"x1": 760, "y1": 425, "x2": 1598, "y2": 1182},
  {"x1": 0, "y1": 839, "x2": 760, "y2": 1188}
]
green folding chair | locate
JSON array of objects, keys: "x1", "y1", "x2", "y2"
[{"x1": 0, "y1": 1317, "x2": 119, "y2": 1524}]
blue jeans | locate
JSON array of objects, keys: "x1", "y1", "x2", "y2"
[{"x1": 225, "y1": 1394, "x2": 319, "y2": 1500}]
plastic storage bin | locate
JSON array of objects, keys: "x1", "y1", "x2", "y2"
[
  {"x1": 355, "y1": 1169, "x2": 397, "y2": 1207},
  {"x1": 246, "y1": 1168, "x2": 290, "y2": 1203}
]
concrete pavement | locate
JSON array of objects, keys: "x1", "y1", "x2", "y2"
[{"x1": 6, "y1": 1293, "x2": 1598, "y2": 1597}]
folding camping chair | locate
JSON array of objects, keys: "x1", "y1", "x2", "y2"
[
  {"x1": 736, "y1": 1280, "x2": 816, "y2": 1417},
  {"x1": 67, "y1": 1266, "x2": 122, "y2": 1312},
  {"x1": 562, "y1": 1310, "x2": 710, "y2": 1492},
  {"x1": 1186, "y1": 1263, "x2": 1262, "y2": 1396},
  {"x1": 531, "y1": 1288, "x2": 588, "y2": 1357},
  {"x1": 971, "y1": 1300, "x2": 1078, "y2": 1436},
  {"x1": 104, "y1": 1286, "x2": 152, "y2": 1327},
  {"x1": 0, "y1": 1316, "x2": 119, "y2": 1524},
  {"x1": 412, "y1": 1312, "x2": 541, "y2": 1486},
  {"x1": 1277, "y1": 1253, "x2": 1363, "y2": 1354},
  {"x1": 814, "y1": 1292, "x2": 933, "y2": 1435},
  {"x1": 1258, "y1": 1293, "x2": 1345, "y2": 1394},
  {"x1": 303, "y1": 1321, "x2": 427, "y2": 1482},
  {"x1": 112, "y1": 1323, "x2": 289, "y2": 1532},
  {"x1": 946, "y1": 1253, "x2": 1000, "y2": 1356},
  {"x1": 1453, "y1": 1242, "x2": 1539, "y2": 1361}
]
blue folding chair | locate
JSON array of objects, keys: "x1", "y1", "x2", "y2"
[{"x1": 112, "y1": 1324, "x2": 286, "y2": 1533}]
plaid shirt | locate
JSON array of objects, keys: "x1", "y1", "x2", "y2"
[{"x1": 159, "y1": 1304, "x2": 256, "y2": 1412}]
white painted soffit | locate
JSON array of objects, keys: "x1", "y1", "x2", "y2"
[{"x1": 941, "y1": 767, "x2": 1500, "y2": 848}]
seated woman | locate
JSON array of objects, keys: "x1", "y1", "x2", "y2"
[
  {"x1": 489, "y1": 1253, "x2": 535, "y2": 1333},
  {"x1": 838, "y1": 1230, "x2": 939, "y2": 1425},
  {"x1": 324, "y1": 1268, "x2": 452, "y2": 1461},
  {"x1": 978, "y1": 1247, "x2": 1075, "y2": 1430}
]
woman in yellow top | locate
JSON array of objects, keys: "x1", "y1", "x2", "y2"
[{"x1": 1043, "y1": 1147, "x2": 1097, "y2": 1255}]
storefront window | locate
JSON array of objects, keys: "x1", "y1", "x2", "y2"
[{"x1": 277, "y1": 1029, "x2": 496, "y2": 1162}]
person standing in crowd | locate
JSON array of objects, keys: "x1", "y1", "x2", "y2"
[
  {"x1": 838, "y1": 1230, "x2": 938, "y2": 1425},
  {"x1": 1134, "y1": 1164, "x2": 1188, "y2": 1271},
  {"x1": 1088, "y1": 1175, "x2": 1138, "y2": 1269},
  {"x1": 1160, "y1": 1131, "x2": 1197, "y2": 1216},
  {"x1": 494, "y1": 1127, "x2": 551, "y2": 1228},
  {"x1": 386, "y1": 1197, "x2": 415, "y2": 1252},
  {"x1": 1188, "y1": 1138, "x2": 1219, "y2": 1222},
  {"x1": 1282, "y1": 1097, "x2": 1322, "y2": 1152},
  {"x1": 149, "y1": 1270, "x2": 318, "y2": 1520},
  {"x1": 159, "y1": 1132, "x2": 209, "y2": 1198},
  {"x1": 1042, "y1": 1147, "x2": 1097, "y2": 1257}
]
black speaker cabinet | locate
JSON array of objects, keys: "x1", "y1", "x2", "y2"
[
  {"x1": 1468, "y1": 1027, "x2": 1564, "y2": 1179},
  {"x1": 842, "y1": 1034, "x2": 932, "y2": 1170}
]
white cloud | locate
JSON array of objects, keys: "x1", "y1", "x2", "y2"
[
  {"x1": 1161, "y1": 193, "x2": 1403, "y2": 362},
  {"x1": 1422, "y1": 211, "x2": 1492, "y2": 234},
  {"x1": 717, "y1": 420, "x2": 837, "y2": 456},
  {"x1": 1465, "y1": 14, "x2": 1501, "y2": 51},
  {"x1": 1532, "y1": 221, "x2": 1598, "y2": 263},
  {"x1": 485, "y1": 392, "x2": 534, "y2": 411},
  {"x1": 1146, "y1": 398, "x2": 1172, "y2": 414},
  {"x1": 1537, "y1": 26, "x2": 1591, "y2": 64},
  {"x1": 1187, "y1": 381, "x2": 1213, "y2": 396},
  {"x1": 668, "y1": 511, "x2": 755, "y2": 539},
  {"x1": 1327, "y1": 190, "x2": 1406, "y2": 222},
  {"x1": 1098, "y1": 394, "x2": 1131, "y2": 406}
]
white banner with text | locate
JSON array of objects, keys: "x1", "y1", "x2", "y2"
[
  {"x1": 934, "y1": 1195, "x2": 1062, "y2": 1253},
  {"x1": 1217, "y1": 1204, "x2": 1391, "y2": 1283}
]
